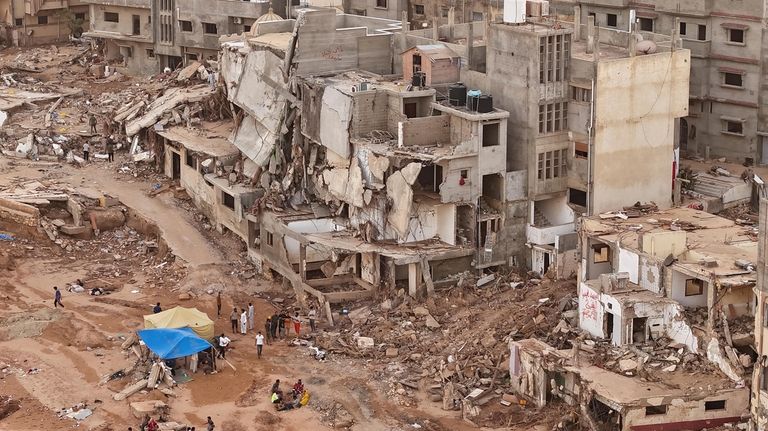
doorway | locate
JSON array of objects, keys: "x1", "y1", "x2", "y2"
[
  {"x1": 605, "y1": 311, "x2": 615, "y2": 341},
  {"x1": 679, "y1": 118, "x2": 688, "y2": 151},
  {"x1": 171, "y1": 152, "x2": 181, "y2": 180},
  {"x1": 632, "y1": 317, "x2": 647, "y2": 343}
]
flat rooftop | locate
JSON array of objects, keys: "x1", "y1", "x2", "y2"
[
  {"x1": 515, "y1": 338, "x2": 743, "y2": 406},
  {"x1": 583, "y1": 207, "x2": 757, "y2": 284}
]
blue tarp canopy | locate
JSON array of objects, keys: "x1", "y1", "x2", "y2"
[{"x1": 137, "y1": 327, "x2": 211, "y2": 360}]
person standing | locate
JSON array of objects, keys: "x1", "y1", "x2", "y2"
[
  {"x1": 216, "y1": 292, "x2": 222, "y2": 318},
  {"x1": 255, "y1": 331, "x2": 265, "y2": 358},
  {"x1": 240, "y1": 308, "x2": 247, "y2": 335},
  {"x1": 206, "y1": 416, "x2": 215, "y2": 431},
  {"x1": 247, "y1": 302, "x2": 255, "y2": 330},
  {"x1": 106, "y1": 137, "x2": 115, "y2": 163},
  {"x1": 264, "y1": 318, "x2": 272, "y2": 344},
  {"x1": 270, "y1": 312, "x2": 279, "y2": 339},
  {"x1": 308, "y1": 306, "x2": 317, "y2": 333},
  {"x1": 218, "y1": 334, "x2": 230, "y2": 359},
  {"x1": 153, "y1": 302, "x2": 162, "y2": 313},
  {"x1": 82, "y1": 141, "x2": 90, "y2": 162},
  {"x1": 292, "y1": 311, "x2": 301, "y2": 337},
  {"x1": 230, "y1": 308, "x2": 238, "y2": 333},
  {"x1": 53, "y1": 286, "x2": 63, "y2": 308},
  {"x1": 88, "y1": 114, "x2": 97, "y2": 134}
]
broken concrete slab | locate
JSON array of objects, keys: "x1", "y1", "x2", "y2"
[
  {"x1": 130, "y1": 400, "x2": 168, "y2": 419},
  {"x1": 126, "y1": 85, "x2": 215, "y2": 136},
  {"x1": 618, "y1": 359, "x2": 638, "y2": 372},
  {"x1": 356, "y1": 336, "x2": 374, "y2": 349},
  {"x1": 425, "y1": 314, "x2": 440, "y2": 329}
]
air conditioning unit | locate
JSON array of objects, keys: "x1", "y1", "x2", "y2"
[
  {"x1": 233, "y1": 17, "x2": 243, "y2": 24},
  {"x1": 503, "y1": 0, "x2": 526, "y2": 24}
]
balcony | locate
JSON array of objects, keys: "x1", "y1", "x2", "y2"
[
  {"x1": 655, "y1": 0, "x2": 712, "y2": 17},
  {"x1": 526, "y1": 222, "x2": 575, "y2": 246},
  {"x1": 682, "y1": 39, "x2": 711, "y2": 58}
]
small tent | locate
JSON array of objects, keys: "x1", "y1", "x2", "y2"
[
  {"x1": 143, "y1": 306, "x2": 214, "y2": 340},
  {"x1": 138, "y1": 328, "x2": 211, "y2": 360}
]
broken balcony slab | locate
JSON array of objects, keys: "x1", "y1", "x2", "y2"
[
  {"x1": 156, "y1": 122, "x2": 239, "y2": 159},
  {"x1": 125, "y1": 85, "x2": 216, "y2": 136}
]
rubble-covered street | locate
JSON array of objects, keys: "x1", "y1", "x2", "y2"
[{"x1": 1, "y1": 2, "x2": 767, "y2": 430}]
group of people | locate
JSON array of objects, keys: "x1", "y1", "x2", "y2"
[
  {"x1": 264, "y1": 307, "x2": 317, "y2": 341},
  {"x1": 229, "y1": 303, "x2": 255, "y2": 335},
  {"x1": 83, "y1": 113, "x2": 116, "y2": 163},
  {"x1": 270, "y1": 379, "x2": 310, "y2": 411}
]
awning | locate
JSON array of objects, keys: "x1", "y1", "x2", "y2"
[{"x1": 138, "y1": 328, "x2": 211, "y2": 360}]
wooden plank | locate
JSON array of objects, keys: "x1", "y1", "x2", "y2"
[
  {"x1": 421, "y1": 257, "x2": 435, "y2": 296},
  {"x1": 114, "y1": 380, "x2": 148, "y2": 401}
]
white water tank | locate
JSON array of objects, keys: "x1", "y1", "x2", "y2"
[{"x1": 503, "y1": 0, "x2": 526, "y2": 24}]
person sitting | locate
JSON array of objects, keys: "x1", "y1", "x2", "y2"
[{"x1": 292, "y1": 379, "x2": 304, "y2": 398}]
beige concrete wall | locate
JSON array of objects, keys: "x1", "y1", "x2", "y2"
[
  {"x1": 621, "y1": 389, "x2": 750, "y2": 431},
  {"x1": 89, "y1": 4, "x2": 150, "y2": 36},
  {"x1": 591, "y1": 49, "x2": 690, "y2": 213}
]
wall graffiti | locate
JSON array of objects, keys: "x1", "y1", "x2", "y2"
[
  {"x1": 321, "y1": 45, "x2": 343, "y2": 61},
  {"x1": 581, "y1": 288, "x2": 599, "y2": 322}
]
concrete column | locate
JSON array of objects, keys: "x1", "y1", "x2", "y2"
[
  {"x1": 299, "y1": 244, "x2": 307, "y2": 281},
  {"x1": 433, "y1": 19, "x2": 439, "y2": 40},
  {"x1": 408, "y1": 262, "x2": 422, "y2": 298},
  {"x1": 573, "y1": 6, "x2": 582, "y2": 41},
  {"x1": 586, "y1": 15, "x2": 596, "y2": 55},
  {"x1": 629, "y1": 21, "x2": 637, "y2": 57},
  {"x1": 467, "y1": 20, "x2": 474, "y2": 70}
]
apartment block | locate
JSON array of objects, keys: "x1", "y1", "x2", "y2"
[
  {"x1": 415, "y1": 10, "x2": 688, "y2": 274},
  {"x1": 0, "y1": 0, "x2": 90, "y2": 46},
  {"x1": 551, "y1": 0, "x2": 768, "y2": 165},
  {"x1": 83, "y1": 0, "x2": 283, "y2": 74}
]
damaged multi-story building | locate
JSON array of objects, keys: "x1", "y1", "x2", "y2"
[
  {"x1": 83, "y1": 0, "x2": 284, "y2": 74},
  {"x1": 398, "y1": 5, "x2": 690, "y2": 275},
  {"x1": 509, "y1": 338, "x2": 750, "y2": 430},
  {"x1": 501, "y1": 206, "x2": 757, "y2": 430},
  {"x1": 210, "y1": 8, "x2": 513, "y2": 316},
  {"x1": 551, "y1": 0, "x2": 768, "y2": 164},
  {"x1": 578, "y1": 206, "x2": 757, "y2": 381},
  {"x1": 112, "y1": 2, "x2": 693, "y2": 312},
  {"x1": 0, "y1": 0, "x2": 89, "y2": 46}
]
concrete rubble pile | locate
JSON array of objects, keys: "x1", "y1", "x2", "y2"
[
  {"x1": 312, "y1": 274, "x2": 578, "y2": 418},
  {"x1": 95, "y1": 334, "x2": 194, "y2": 430}
]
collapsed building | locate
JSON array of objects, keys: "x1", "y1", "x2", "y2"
[
  {"x1": 509, "y1": 338, "x2": 750, "y2": 431},
  {"x1": 209, "y1": 8, "x2": 512, "y2": 318},
  {"x1": 578, "y1": 207, "x2": 757, "y2": 380},
  {"x1": 502, "y1": 207, "x2": 758, "y2": 430}
]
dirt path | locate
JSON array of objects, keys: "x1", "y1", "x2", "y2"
[{"x1": 64, "y1": 163, "x2": 224, "y2": 267}]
